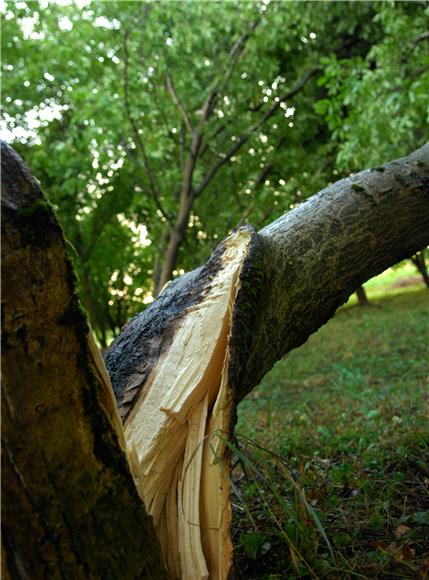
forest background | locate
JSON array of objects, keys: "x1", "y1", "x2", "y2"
[{"x1": 2, "y1": 0, "x2": 428, "y2": 346}]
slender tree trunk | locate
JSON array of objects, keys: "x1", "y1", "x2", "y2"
[
  {"x1": 156, "y1": 196, "x2": 193, "y2": 295},
  {"x1": 411, "y1": 250, "x2": 429, "y2": 288},
  {"x1": 152, "y1": 227, "x2": 171, "y2": 296},
  {"x1": 1, "y1": 141, "x2": 166, "y2": 579},
  {"x1": 355, "y1": 285, "x2": 370, "y2": 306},
  {"x1": 2, "y1": 141, "x2": 429, "y2": 579}
]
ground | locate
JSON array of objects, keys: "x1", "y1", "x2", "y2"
[{"x1": 232, "y1": 266, "x2": 429, "y2": 579}]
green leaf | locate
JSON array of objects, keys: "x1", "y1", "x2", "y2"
[
  {"x1": 412, "y1": 511, "x2": 429, "y2": 525},
  {"x1": 239, "y1": 532, "x2": 270, "y2": 560}
]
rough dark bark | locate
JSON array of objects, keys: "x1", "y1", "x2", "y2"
[
  {"x1": 238, "y1": 144, "x2": 429, "y2": 399},
  {"x1": 1, "y1": 141, "x2": 167, "y2": 580}
]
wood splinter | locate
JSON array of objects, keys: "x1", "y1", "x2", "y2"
[{"x1": 105, "y1": 227, "x2": 256, "y2": 579}]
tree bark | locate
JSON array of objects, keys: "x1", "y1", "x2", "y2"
[
  {"x1": 240, "y1": 144, "x2": 429, "y2": 397},
  {"x1": 2, "y1": 141, "x2": 429, "y2": 579},
  {"x1": 1, "y1": 141, "x2": 166, "y2": 579}
]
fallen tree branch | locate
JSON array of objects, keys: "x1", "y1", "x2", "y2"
[{"x1": 105, "y1": 143, "x2": 429, "y2": 577}]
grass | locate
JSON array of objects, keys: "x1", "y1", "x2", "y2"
[{"x1": 232, "y1": 271, "x2": 429, "y2": 579}]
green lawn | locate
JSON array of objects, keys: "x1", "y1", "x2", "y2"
[{"x1": 233, "y1": 278, "x2": 429, "y2": 579}]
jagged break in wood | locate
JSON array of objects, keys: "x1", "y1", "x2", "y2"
[{"x1": 123, "y1": 229, "x2": 253, "y2": 579}]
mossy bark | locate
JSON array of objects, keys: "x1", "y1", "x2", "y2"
[{"x1": 1, "y1": 141, "x2": 166, "y2": 580}]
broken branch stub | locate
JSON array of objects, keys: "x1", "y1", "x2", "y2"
[{"x1": 105, "y1": 226, "x2": 261, "y2": 579}]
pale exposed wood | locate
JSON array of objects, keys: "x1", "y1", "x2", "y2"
[
  {"x1": 178, "y1": 395, "x2": 209, "y2": 579},
  {"x1": 123, "y1": 228, "x2": 253, "y2": 578},
  {"x1": 200, "y1": 334, "x2": 235, "y2": 580},
  {"x1": 88, "y1": 331, "x2": 126, "y2": 448}
]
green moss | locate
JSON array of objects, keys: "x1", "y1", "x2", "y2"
[
  {"x1": 14, "y1": 197, "x2": 62, "y2": 248},
  {"x1": 15, "y1": 197, "x2": 53, "y2": 219}
]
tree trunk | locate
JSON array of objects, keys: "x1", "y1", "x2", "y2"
[
  {"x1": 2, "y1": 141, "x2": 429, "y2": 579},
  {"x1": 1, "y1": 142, "x2": 166, "y2": 579},
  {"x1": 411, "y1": 250, "x2": 429, "y2": 288},
  {"x1": 355, "y1": 285, "x2": 370, "y2": 306},
  {"x1": 155, "y1": 196, "x2": 193, "y2": 296},
  {"x1": 152, "y1": 227, "x2": 171, "y2": 296}
]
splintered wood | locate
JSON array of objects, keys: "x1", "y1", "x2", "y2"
[{"x1": 124, "y1": 230, "x2": 252, "y2": 579}]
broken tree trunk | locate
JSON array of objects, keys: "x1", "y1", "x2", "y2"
[
  {"x1": 2, "y1": 141, "x2": 429, "y2": 579},
  {"x1": 106, "y1": 227, "x2": 257, "y2": 579},
  {"x1": 105, "y1": 144, "x2": 429, "y2": 578},
  {"x1": 1, "y1": 141, "x2": 166, "y2": 579}
]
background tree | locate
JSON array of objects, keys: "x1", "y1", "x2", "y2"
[
  {"x1": 2, "y1": 0, "x2": 428, "y2": 344},
  {"x1": 411, "y1": 249, "x2": 429, "y2": 288}
]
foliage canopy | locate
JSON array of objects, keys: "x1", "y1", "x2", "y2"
[{"x1": 2, "y1": 0, "x2": 428, "y2": 344}]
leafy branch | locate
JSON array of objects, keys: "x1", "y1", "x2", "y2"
[
  {"x1": 166, "y1": 75, "x2": 194, "y2": 135},
  {"x1": 193, "y1": 66, "x2": 320, "y2": 199}
]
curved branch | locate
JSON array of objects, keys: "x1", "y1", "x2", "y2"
[
  {"x1": 242, "y1": 142, "x2": 429, "y2": 396},
  {"x1": 107, "y1": 143, "x2": 429, "y2": 409},
  {"x1": 193, "y1": 66, "x2": 320, "y2": 199},
  {"x1": 166, "y1": 75, "x2": 194, "y2": 135}
]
